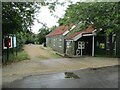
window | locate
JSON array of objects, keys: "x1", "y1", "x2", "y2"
[
  {"x1": 67, "y1": 41, "x2": 72, "y2": 48},
  {"x1": 59, "y1": 46, "x2": 62, "y2": 47},
  {"x1": 59, "y1": 39, "x2": 62, "y2": 41}
]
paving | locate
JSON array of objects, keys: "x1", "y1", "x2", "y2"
[{"x1": 3, "y1": 65, "x2": 119, "y2": 88}]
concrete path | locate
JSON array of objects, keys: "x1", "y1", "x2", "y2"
[{"x1": 2, "y1": 56, "x2": 119, "y2": 85}]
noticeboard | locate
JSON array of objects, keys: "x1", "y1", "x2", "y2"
[{"x1": 3, "y1": 35, "x2": 17, "y2": 49}]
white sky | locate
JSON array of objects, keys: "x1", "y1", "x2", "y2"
[{"x1": 31, "y1": 0, "x2": 82, "y2": 34}]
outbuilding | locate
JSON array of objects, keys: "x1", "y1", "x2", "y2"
[
  {"x1": 45, "y1": 24, "x2": 73, "y2": 55},
  {"x1": 65, "y1": 25, "x2": 116, "y2": 57},
  {"x1": 46, "y1": 24, "x2": 116, "y2": 57}
]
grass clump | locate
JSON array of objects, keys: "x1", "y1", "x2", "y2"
[
  {"x1": 50, "y1": 53, "x2": 61, "y2": 58},
  {"x1": 14, "y1": 51, "x2": 30, "y2": 61},
  {"x1": 3, "y1": 50, "x2": 30, "y2": 65}
]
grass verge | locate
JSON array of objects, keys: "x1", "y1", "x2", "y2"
[
  {"x1": 14, "y1": 50, "x2": 30, "y2": 61},
  {"x1": 50, "y1": 53, "x2": 61, "y2": 58},
  {"x1": 37, "y1": 45, "x2": 62, "y2": 59},
  {"x1": 3, "y1": 50, "x2": 30, "y2": 65}
]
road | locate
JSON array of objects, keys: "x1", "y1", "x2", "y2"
[{"x1": 3, "y1": 65, "x2": 119, "y2": 88}]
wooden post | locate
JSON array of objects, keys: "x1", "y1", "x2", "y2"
[
  {"x1": 6, "y1": 35, "x2": 9, "y2": 61},
  {"x1": 92, "y1": 35, "x2": 95, "y2": 56}
]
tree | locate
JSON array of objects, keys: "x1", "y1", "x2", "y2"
[
  {"x1": 2, "y1": 2, "x2": 39, "y2": 35},
  {"x1": 58, "y1": 2, "x2": 120, "y2": 33},
  {"x1": 2, "y1": 1, "x2": 66, "y2": 48},
  {"x1": 58, "y1": 2, "x2": 120, "y2": 56},
  {"x1": 38, "y1": 27, "x2": 50, "y2": 44},
  {"x1": 2, "y1": 1, "x2": 69, "y2": 63}
]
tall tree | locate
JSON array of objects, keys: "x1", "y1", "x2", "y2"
[
  {"x1": 58, "y1": 2, "x2": 120, "y2": 56},
  {"x1": 58, "y1": 2, "x2": 120, "y2": 34},
  {"x1": 2, "y1": 2, "x2": 39, "y2": 35}
]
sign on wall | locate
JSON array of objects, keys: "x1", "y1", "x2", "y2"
[
  {"x1": 13, "y1": 36, "x2": 17, "y2": 47},
  {"x1": 3, "y1": 36, "x2": 12, "y2": 49},
  {"x1": 100, "y1": 43, "x2": 105, "y2": 49},
  {"x1": 3, "y1": 34, "x2": 17, "y2": 49},
  {"x1": 78, "y1": 41, "x2": 85, "y2": 49}
]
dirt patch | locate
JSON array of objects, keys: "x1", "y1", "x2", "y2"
[{"x1": 24, "y1": 45, "x2": 61, "y2": 60}]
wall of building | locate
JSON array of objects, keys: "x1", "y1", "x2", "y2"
[
  {"x1": 65, "y1": 41, "x2": 75, "y2": 56},
  {"x1": 66, "y1": 35, "x2": 107, "y2": 57},
  {"x1": 46, "y1": 35, "x2": 65, "y2": 54},
  {"x1": 74, "y1": 36, "x2": 92, "y2": 56},
  {"x1": 94, "y1": 35, "x2": 106, "y2": 56}
]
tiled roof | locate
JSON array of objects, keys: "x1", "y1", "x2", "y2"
[
  {"x1": 66, "y1": 31, "x2": 83, "y2": 40},
  {"x1": 46, "y1": 24, "x2": 73, "y2": 37},
  {"x1": 66, "y1": 25, "x2": 94, "y2": 40},
  {"x1": 84, "y1": 25, "x2": 94, "y2": 34}
]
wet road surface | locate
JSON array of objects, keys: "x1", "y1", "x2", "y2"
[
  {"x1": 3, "y1": 57, "x2": 118, "y2": 85},
  {"x1": 3, "y1": 65, "x2": 119, "y2": 88}
]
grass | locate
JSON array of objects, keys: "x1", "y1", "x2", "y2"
[
  {"x1": 37, "y1": 45, "x2": 62, "y2": 59},
  {"x1": 50, "y1": 53, "x2": 61, "y2": 58},
  {"x1": 37, "y1": 53, "x2": 61, "y2": 60},
  {"x1": 3, "y1": 50, "x2": 30, "y2": 65},
  {"x1": 14, "y1": 50, "x2": 30, "y2": 61}
]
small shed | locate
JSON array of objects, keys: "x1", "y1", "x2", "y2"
[{"x1": 65, "y1": 25, "x2": 107, "y2": 57}]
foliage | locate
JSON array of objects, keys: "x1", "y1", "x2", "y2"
[
  {"x1": 58, "y1": 2, "x2": 120, "y2": 35},
  {"x1": 25, "y1": 30, "x2": 36, "y2": 44},
  {"x1": 2, "y1": 1, "x2": 69, "y2": 63},
  {"x1": 58, "y1": 2, "x2": 120, "y2": 57},
  {"x1": 3, "y1": 50, "x2": 30, "y2": 65},
  {"x1": 38, "y1": 27, "x2": 50, "y2": 44},
  {"x1": 2, "y1": 1, "x2": 66, "y2": 48},
  {"x1": 15, "y1": 50, "x2": 30, "y2": 61},
  {"x1": 2, "y1": 2, "x2": 39, "y2": 35}
]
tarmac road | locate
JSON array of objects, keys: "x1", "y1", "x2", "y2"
[{"x1": 3, "y1": 65, "x2": 119, "y2": 88}]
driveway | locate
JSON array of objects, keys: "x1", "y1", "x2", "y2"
[
  {"x1": 3, "y1": 65, "x2": 119, "y2": 88},
  {"x1": 2, "y1": 45, "x2": 119, "y2": 86},
  {"x1": 3, "y1": 56, "x2": 119, "y2": 85}
]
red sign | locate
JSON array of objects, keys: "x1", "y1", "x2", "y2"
[
  {"x1": 4, "y1": 37, "x2": 11, "y2": 48},
  {"x1": 8, "y1": 38, "x2": 11, "y2": 47}
]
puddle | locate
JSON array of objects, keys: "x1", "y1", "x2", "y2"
[{"x1": 64, "y1": 72, "x2": 80, "y2": 79}]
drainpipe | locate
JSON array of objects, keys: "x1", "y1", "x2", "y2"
[{"x1": 92, "y1": 34, "x2": 95, "y2": 56}]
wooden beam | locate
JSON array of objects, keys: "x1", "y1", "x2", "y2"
[{"x1": 92, "y1": 35, "x2": 95, "y2": 56}]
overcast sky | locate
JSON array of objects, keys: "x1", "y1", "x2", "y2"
[{"x1": 31, "y1": 0, "x2": 81, "y2": 34}]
